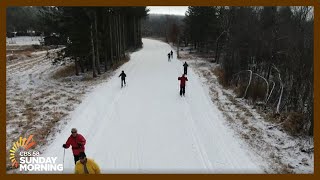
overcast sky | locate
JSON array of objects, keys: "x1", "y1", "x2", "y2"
[{"x1": 147, "y1": 6, "x2": 188, "y2": 16}]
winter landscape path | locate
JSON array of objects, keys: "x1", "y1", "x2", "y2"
[{"x1": 41, "y1": 39, "x2": 263, "y2": 174}]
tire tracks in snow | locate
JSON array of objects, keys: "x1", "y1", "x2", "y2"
[
  {"x1": 7, "y1": 48, "x2": 64, "y2": 74},
  {"x1": 6, "y1": 55, "x2": 47, "y2": 75}
]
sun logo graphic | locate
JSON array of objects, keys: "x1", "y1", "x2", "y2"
[{"x1": 9, "y1": 135, "x2": 36, "y2": 168}]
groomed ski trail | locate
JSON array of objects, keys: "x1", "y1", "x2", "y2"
[{"x1": 40, "y1": 38, "x2": 264, "y2": 174}]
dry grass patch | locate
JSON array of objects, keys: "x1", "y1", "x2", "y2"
[
  {"x1": 65, "y1": 106, "x2": 74, "y2": 111},
  {"x1": 33, "y1": 111, "x2": 66, "y2": 146},
  {"x1": 81, "y1": 55, "x2": 130, "y2": 81},
  {"x1": 67, "y1": 96, "x2": 78, "y2": 101},
  {"x1": 265, "y1": 111, "x2": 309, "y2": 138},
  {"x1": 201, "y1": 69, "x2": 212, "y2": 80},
  {"x1": 222, "y1": 112, "x2": 234, "y2": 123},
  {"x1": 282, "y1": 112, "x2": 307, "y2": 137},
  {"x1": 49, "y1": 101, "x2": 58, "y2": 105},
  {"x1": 178, "y1": 53, "x2": 190, "y2": 59},
  {"x1": 53, "y1": 96, "x2": 61, "y2": 101},
  {"x1": 42, "y1": 106, "x2": 50, "y2": 111},
  {"x1": 245, "y1": 111, "x2": 252, "y2": 117},
  {"x1": 20, "y1": 51, "x2": 33, "y2": 57},
  {"x1": 249, "y1": 126, "x2": 258, "y2": 133},
  {"x1": 52, "y1": 111, "x2": 67, "y2": 123},
  {"x1": 81, "y1": 74, "x2": 94, "y2": 81},
  {"x1": 7, "y1": 55, "x2": 19, "y2": 61},
  {"x1": 24, "y1": 103, "x2": 40, "y2": 125},
  {"x1": 52, "y1": 64, "x2": 75, "y2": 79},
  {"x1": 111, "y1": 55, "x2": 130, "y2": 70},
  {"x1": 38, "y1": 91, "x2": 54, "y2": 99},
  {"x1": 34, "y1": 126, "x2": 53, "y2": 146},
  {"x1": 241, "y1": 133, "x2": 250, "y2": 140},
  {"x1": 241, "y1": 118, "x2": 249, "y2": 125},
  {"x1": 60, "y1": 93, "x2": 67, "y2": 97},
  {"x1": 213, "y1": 67, "x2": 228, "y2": 87},
  {"x1": 234, "y1": 84, "x2": 247, "y2": 98},
  {"x1": 12, "y1": 98, "x2": 25, "y2": 103}
]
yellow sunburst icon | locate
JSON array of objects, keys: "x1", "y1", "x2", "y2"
[{"x1": 9, "y1": 135, "x2": 36, "y2": 168}]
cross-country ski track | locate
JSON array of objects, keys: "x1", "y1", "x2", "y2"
[{"x1": 40, "y1": 38, "x2": 264, "y2": 174}]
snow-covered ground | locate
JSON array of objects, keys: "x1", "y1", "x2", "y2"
[
  {"x1": 6, "y1": 43, "x2": 115, "y2": 172},
  {"x1": 6, "y1": 36, "x2": 43, "y2": 46},
  {"x1": 7, "y1": 38, "x2": 312, "y2": 174},
  {"x1": 39, "y1": 39, "x2": 265, "y2": 174},
  {"x1": 175, "y1": 45, "x2": 314, "y2": 174}
]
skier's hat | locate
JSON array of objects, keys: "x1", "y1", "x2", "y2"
[
  {"x1": 79, "y1": 152, "x2": 86, "y2": 159},
  {"x1": 71, "y1": 128, "x2": 77, "y2": 133}
]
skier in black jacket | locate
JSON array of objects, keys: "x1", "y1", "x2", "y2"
[
  {"x1": 168, "y1": 53, "x2": 171, "y2": 62},
  {"x1": 170, "y1": 50, "x2": 173, "y2": 58},
  {"x1": 119, "y1": 71, "x2": 126, "y2": 88},
  {"x1": 183, "y1": 62, "x2": 189, "y2": 75}
]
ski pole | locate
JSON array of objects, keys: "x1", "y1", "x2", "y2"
[{"x1": 62, "y1": 148, "x2": 65, "y2": 173}]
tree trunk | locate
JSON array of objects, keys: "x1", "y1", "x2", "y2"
[
  {"x1": 215, "y1": 30, "x2": 226, "y2": 64},
  {"x1": 117, "y1": 14, "x2": 121, "y2": 60},
  {"x1": 94, "y1": 11, "x2": 101, "y2": 75},
  {"x1": 90, "y1": 24, "x2": 97, "y2": 78},
  {"x1": 116, "y1": 14, "x2": 119, "y2": 61},
  {"x1": 119, "y1": 14, "x2": 124, "y2": 58},
  {"x1": 122, "y1": 15, "x2": 126, "y2": 57},
  {"x1": 79, "y1": 57, "x2": 85, "y2": 73},
  {"x1": 177, "y1": 34, "x2": 180, "y2": 59},
  {"x1": 119, "y1": 14, "x2": 122, "y2": 59},
  {"x1": 215, "y1": 40, "x2": 220, "y2": 63},
  {"x1": 266, "y1": 63, "x2": 271, "y2": 81},
  {"x1": 309, "y1": 108, "x2": 314, "y2": 135},
  {"x1": 103, "y1": 13, "x2": 108, "y2": 72},
  {"x1": 109, "y1": 15, "x2": 114, "y2": 65},
  {"x1": 133, "y1": 16, "x2": 136, "y2": 47},
  {"x1": 75, "y1": 57, "x2": 79, "y2": 76},
  {"x1": 114, "y1": 14, "x2": 118, "y2": 61},
  {"x1": 123, "y1": 15, "x2": 127, "y2": 51},
  {"x1": 138, "y1": 18, "x2": 141, "y2": 47}
]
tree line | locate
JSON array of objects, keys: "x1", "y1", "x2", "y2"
[
  {"x1": 142, "y1": 14, "x2": 184, "y2": 43},
  {"x1": 19, "y1": 7, "x2": 147, "y2": 78},
  {"x1": 165, "y1": 6, "x2": 313, "y2": 136},
  {"x1": 7, "y1": 7, "x2": 148, "y2": 76},
  {"x1": 7, "y1": 6, "x2": 43, "y2": 34},
  {"x1": 42, "y1": 7, "x2": 148, "y2": 77}
]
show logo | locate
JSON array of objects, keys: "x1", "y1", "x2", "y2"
[{"x1": 9, "y1": 134, "x2": 63, "y2": 172}]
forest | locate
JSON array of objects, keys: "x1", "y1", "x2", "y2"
[
  {"x1": 142, "y1": 7, "x2": 314, "y2": 136},
  {"x1": 7, "y1": 6, "x2": 314, "y2": 136},
  {"x1": 7, "y1": 6, "x2": 149, "y2": 77}
]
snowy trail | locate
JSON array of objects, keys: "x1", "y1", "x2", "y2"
[{"x1": 40, "y1": 39, "x2": 263, "y2": 174}]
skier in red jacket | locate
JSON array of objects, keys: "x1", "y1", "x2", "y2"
[
  {"x1": 178, "y1": 74, "x2": 188, "y2": 96},
  {"x1": 63, "y1": 128, "x2": 86, "y2": 164}
]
